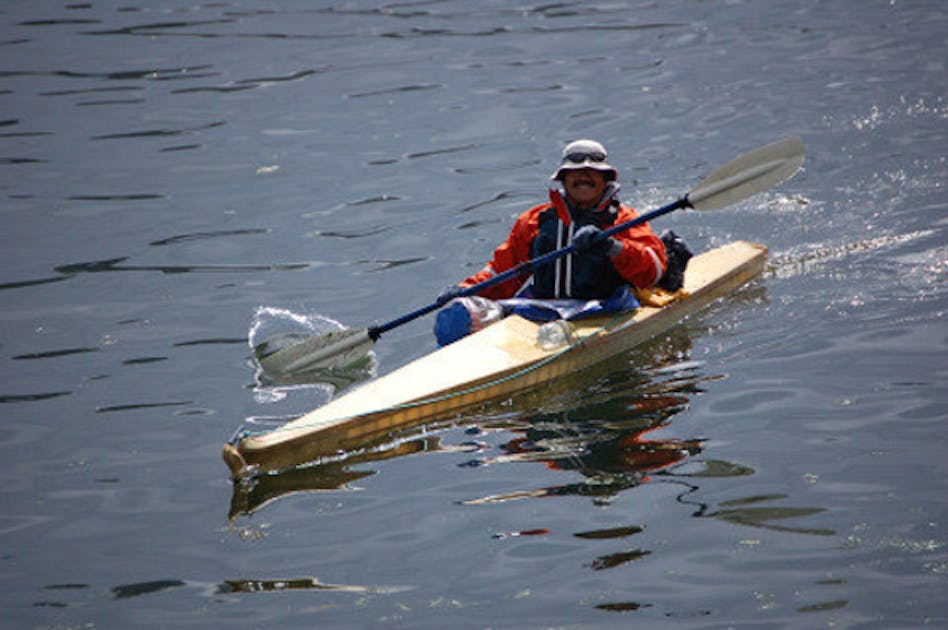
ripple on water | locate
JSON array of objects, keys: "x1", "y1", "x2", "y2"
[{"x1": 1, "y1": 0, "x2": 946, "y2": 626}]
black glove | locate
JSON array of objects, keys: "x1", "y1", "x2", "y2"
[
  {"x1": 436, "y1": 284, "x2": 465, "y2": 305},
  {"x1": 573, "y1": 225, "x2": 621, "y2": 257}
]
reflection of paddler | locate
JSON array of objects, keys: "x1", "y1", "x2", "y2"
[
  {"x1": 498, "y1": 389, "x2": 700, "y2": 478},
  {"x1": 624, "y1": 394, "x2": 689, "y2": 415},
  {"x1": 502, "y1": 427, "x2": 701, "y2": 477},
  {"x1": 613, "y1": 427, "x2": 703, "y2": 474}
]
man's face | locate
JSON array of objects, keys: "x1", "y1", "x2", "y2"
[{"x1": 563, "y1": 168, "x2": 607, "y2": 210}]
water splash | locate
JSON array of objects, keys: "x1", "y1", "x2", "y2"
[
  {"x1": 849, "y1": 96, "x2": 948, "y2": 131},
  {"x1": 770, "y1": 229, "x2": 937, "y2": 279},
  {"x1": 247, "y1": 306, "x2": 377, "y2": 397},
  {"x1": 248, "y1": 305, "x2": 348, "y2": 351}
]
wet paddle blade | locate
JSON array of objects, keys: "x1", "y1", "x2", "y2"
[
  {"x1": 258, "y1": 327, "x2": 374, "y2": 374},
  {"x1": 687, "y1": 137, "x2": 804, "y2": 211}
]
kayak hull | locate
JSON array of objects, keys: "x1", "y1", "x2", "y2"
[{"x1": 225, "y1": 241, "x2": 767, "y2": 479}]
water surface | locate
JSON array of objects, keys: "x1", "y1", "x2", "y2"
[{"x1": 1, "y1": 1, "x2": 945, "y2": 627}]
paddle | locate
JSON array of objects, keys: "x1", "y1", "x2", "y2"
[{"x1": 260, "y1": 137, "x2": 804, "y2": 375}]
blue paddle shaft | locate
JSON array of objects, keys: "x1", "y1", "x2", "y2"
[{"x1": 370, "y1": 196, "x2": 690, "y2": 338}]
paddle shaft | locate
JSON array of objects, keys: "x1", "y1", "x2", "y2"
[
  {"x1": 253, "y1": 139, "x2": 801, "y2": 374},
  {"x1": 369, "y1": 196, "x2": 690, "y2": 339},
  {"x1": 357, "y1": 137, "x2": 804, "y2": 348}
]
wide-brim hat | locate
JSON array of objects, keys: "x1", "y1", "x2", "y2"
[{"x1": 550, "y1": 139, "x2": 618, "y2": 181}]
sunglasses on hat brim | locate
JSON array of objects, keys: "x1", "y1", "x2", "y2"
[{"x1": 563, "y1": 151, "x2": 607, "y2": 164}]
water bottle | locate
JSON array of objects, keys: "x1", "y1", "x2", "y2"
[
  {"x1": 536, "y1": 319, "x2": 573, "y2": 350},
  {"x1": 463, "y1": 297, "x2": 504, "y2": 332}
]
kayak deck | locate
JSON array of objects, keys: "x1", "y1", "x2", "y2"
[{"x1": 224, "y1": 241, "x2": 767, "y2": 479}]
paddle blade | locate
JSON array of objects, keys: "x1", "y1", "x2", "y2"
[
  {"x1": 258, "y1": 327, "x2": 374, "y2": 375},
  {"x1": 687, "y1": 137, "x2": 804, "y2": 211}
]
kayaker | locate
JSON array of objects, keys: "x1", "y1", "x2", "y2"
[{"x1": 439, "y1": 139, "x2": 688, "y2": 303}]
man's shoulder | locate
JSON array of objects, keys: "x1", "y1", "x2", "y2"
[
  {"x1": 514, "y1": 201, "x2": 555, "y2": 224},
  {"x1": 523, "y1": 200, "x2": 555, "y2": 215}
]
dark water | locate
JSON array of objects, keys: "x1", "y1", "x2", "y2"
[{"x1": 2, "y1": 1, "x2": 945, "y2": 627}]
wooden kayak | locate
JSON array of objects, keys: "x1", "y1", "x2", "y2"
[{"x1": 224, "y1": 240, "x2": 767, "y2": 479}]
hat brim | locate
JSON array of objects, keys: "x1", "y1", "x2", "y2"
[{"x1": 551, "y1": 161, "x2": 618, "y2": 181}]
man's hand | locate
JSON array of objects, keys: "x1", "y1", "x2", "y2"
[
  {"x1": 436, "y1": 284, "x2": 465, "y2": 305},
  {"x1": 572, "y1": 225, "x2": 622, "y2": 258}
]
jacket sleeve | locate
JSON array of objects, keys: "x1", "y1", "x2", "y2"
[
  {"x1": 609, "y1": 205, "x2": 667, "y2": 289},
  {"x1": 459, "y1": 205, "x2": 545, "y2": 300}
]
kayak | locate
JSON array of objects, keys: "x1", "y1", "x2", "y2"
[
  {"x1": 225, "y1": 241, "x2": 767, "y2": 478},
  {"x1": 224, "y1": 240, "x2": 767, "y2": 479}
]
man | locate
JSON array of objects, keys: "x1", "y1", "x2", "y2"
[{"x1": 442, "y1": 139, "x2": 670, "y2": 302}]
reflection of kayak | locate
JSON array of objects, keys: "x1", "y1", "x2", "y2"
[{"x1": 224, "y1": 240, "x2": 767, "y2": 479}]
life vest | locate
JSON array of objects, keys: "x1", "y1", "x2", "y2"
[
  {"x1": 529, "y1": 189, "x2": 626, "y2": 299},
  {"x1": 457, "y1": 184, "x2": 667, "y2": 300}
]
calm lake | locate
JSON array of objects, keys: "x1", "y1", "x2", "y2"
[{"x1": 1, "y1": 1, "x2": 945, "y2": 628}]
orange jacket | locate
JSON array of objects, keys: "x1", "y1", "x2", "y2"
[{"x1": 461, "y1": 188, "x2": 667, "y2": 300}]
